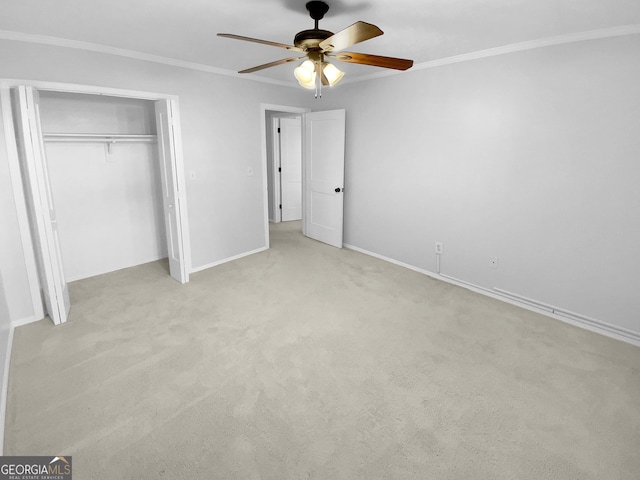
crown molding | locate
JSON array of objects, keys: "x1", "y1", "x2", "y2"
[
  {"x1": 0, "y1": 30, "x2": 295, "y2": 88},
  {"x1": 342, "y1": 23, "x2": 640, "y2": 85},
  {"x1": 1, "y1": 24, "x2": 639, "y2": 88}
]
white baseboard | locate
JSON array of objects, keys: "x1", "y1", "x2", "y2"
[
  {"x1": 10, "y1": 315, "x2": 40, "y2": 329},
  {"x1": 344, "y1": 244, "x2": 640, "y2": 348},
  {"x1": 190, "y1": 246, "x2": 269, "y2": 274}
]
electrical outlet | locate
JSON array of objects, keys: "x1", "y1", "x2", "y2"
[
  {"x1": 489, "y1": 256, "x2": 499, "y2": 269},
  {"x1": 435, "y1": 241, "x2": 443, "y2": 255}
]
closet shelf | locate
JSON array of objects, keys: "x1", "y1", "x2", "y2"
[{"x1": 43, "y1": 133, "x2": 157, "y2": 143}]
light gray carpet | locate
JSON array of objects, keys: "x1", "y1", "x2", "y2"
[{"x1": 5, "y1": 221, "x2": 640, "y2": 479}]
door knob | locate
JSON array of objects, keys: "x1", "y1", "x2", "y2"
[{"x1": 334, "y1": 187, "x2": 342, "y2": 193}]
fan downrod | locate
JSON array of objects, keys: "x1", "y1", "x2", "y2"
[{"x1": 294, "y1": 1, "x2": 333, "y2": 49}]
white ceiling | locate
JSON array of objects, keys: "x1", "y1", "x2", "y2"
[{"x1": 2, "y1": 0, "x2": 639, "y2": 85}]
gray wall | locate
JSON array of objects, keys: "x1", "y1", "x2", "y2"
[{"x1": 320, "y1": 34, "x2": 640, "y2": 334}]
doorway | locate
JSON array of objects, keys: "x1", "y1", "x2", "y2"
[
  {"x1": 271, "y1": 115, "x2": 303, "y2": 223},
  {"x1": 261, "y1": 104, "x2": 310, "y2": 246},
  {"x1": 260, "y1": 104, "x2": 347, "y2": 250}
]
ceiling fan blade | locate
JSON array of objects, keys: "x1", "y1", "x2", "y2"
[
  {"x1": 319, "y1": 21, "x2": 383, "y2": 53},
  {"x1": 238, "y1": 57, "x2": 304, "y2": 74},
  {"x1": 332, "y1": 52, "x2": 414, "y2": 71},
  {"x1": 218, "y1": 33, "x2": 305, "y2": 53}
]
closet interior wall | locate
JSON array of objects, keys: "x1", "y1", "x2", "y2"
[{"x1": 38, "y1": 91, "x2": 167, "y2": 282}]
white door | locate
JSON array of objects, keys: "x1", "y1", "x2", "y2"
[
  {"x1": 303, "y1": 109, "x2": 346, "y2": 248},
  {"x1": 279, "y1": 116, "x2": 302, "y2": 221},
  {"x1": 12, "y1": 86, "x2": 70, "y2": 325},
  {"x1": 155, "y1": 99, "x2": 190, "y2": 284}
]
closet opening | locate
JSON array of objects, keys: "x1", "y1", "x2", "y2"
[
  {"x1": 8, "y1": 84, "x2": 190, "y2": 325},
  {"x1": 39, "y1": 91, "x2": 167, "y2": 282}
]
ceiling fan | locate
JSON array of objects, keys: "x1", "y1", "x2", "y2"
[{"x1": 218, "y1": 1, "x2": 413, "y2": 94}]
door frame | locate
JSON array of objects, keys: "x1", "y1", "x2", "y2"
[
  {"x1": 260, "y1": 104, "x2": 310, "y2": 248},
  {"x1": 1, "y1": 78, "x2": 192, "y2": 323}
]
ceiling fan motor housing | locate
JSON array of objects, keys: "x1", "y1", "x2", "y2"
[{"x1": 294, "y1": 29, "x2": 333, "y2": 50}]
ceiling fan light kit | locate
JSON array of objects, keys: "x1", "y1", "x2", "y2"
[{"x1": 218, "y1": 0, "x2": 413, "y2": 98}]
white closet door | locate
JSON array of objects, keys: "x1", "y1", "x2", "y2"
[
  {"x1": 303, "y1": 109, "x2": 346, "y2": 248},
  {"x1": 155, "y1": 99, "x2": 190, "y2": 284},
  {"x1": 12, "y1": 86, "x2": 70, "y2": 325}
]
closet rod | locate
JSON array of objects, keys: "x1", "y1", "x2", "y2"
[{"x1": 42, "y1": 133, "x2": 157, "y2": 143}]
